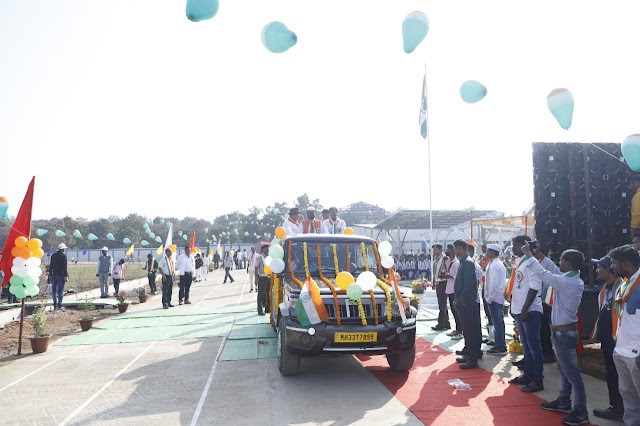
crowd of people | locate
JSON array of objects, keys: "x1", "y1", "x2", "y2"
[{"x1": 427, "y1": 234, "x2": 640, "y2": 426}]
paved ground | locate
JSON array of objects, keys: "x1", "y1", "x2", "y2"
[{"x1": 0, "y1": 271, "x2": 622, "y2": 425}]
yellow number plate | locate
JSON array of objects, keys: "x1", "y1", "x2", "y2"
[{"x1": 334, "y1": 332, "x2": 377, "y2": 343}]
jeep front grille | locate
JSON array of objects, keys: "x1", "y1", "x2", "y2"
[{"x1": 323, "y1": 302, "x2": 384, "y2": 323}]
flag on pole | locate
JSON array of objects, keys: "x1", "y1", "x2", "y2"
[
  {"x1": 206, "y1": 242, "x2": 211, "y2": 257},
  {"x1": 0, "y1": 177, "x2": 35, "y2": 287},
  {"x1": 217, "y1": 240, "x2": 221, "y2": 254},
  {"x1": 156, "y1": 244, "x2": 164, "y2": 255},
  {"x1": 297, "y1": 277, "x2": 329, "y2": 326},
  {"x1": 126, "y1": 244, "x2": 135, "y2": 256},
  {"x1": 165, "y1": 223, "x2": 173, "y2": 248},
  {"x1": 189, "y1": 231, "x2": 196, "y2": 252},
  {"x1": 388, "y1": 268, "x2": 407, "y2": 323},
  {"x1": 82, "y1": 245, "x2": 87, "y2": 255},
  {"x1": 419, "y1": 71, "x2": 428, "y2": 139}
]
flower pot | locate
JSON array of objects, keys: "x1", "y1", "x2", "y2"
[
  {"x1": 29, "y1": 335, "x2": 51, "y2": 354},
  {"x1": 117, "y1": 303, "x2": 129, "y2": 313},
  {"x1": 138, "y1": 295, "x2": 148, "y2": 303},
  {"x1": 79, "y1": 318, "x2": 95, "y2": 331}
]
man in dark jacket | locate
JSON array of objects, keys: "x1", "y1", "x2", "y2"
[
  {"x1": 49, "y1": 243, "x2": 69, "y2": 310},
  {"x1": 453, "y1": 239, "x2": 482, "y2": 369}
]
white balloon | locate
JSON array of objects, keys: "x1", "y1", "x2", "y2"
[
  {"x1": 378, "y1": 241, "x2": 392, "y2": 257},
  {"x1": 381, "y1": 255, "x2": 394, "y2": 269},
  {"x1": 270, "y1": 258, "x2": 285, "y2": 274},
  {"x1": 265, "y1": 256, "x2": 273, "y2": 267},
  {"x1": 27, "y1": 266, "x2": 42, "y2": 277},
  {"x1": 11, "y1": 266, "x2": 29, "y2": 277},
  {"x1": 25, "y1": 257, "x2": 41, "y2": 268},
  {"x1": 357, "y1": 271, "x2": 377, "y2": 291},
  {"x1": 12, "y1": 257, "x2": 27, "y2": 267}
]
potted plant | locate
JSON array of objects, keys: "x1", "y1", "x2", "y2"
[
  {"x1": 78, "y1": 296, "x2": 96, "y2": 331},
  {"x1": 137, "y1": 286, "x2": 148, "y2": 303},
  {"x1": 29, "y1": 306, "x2": 50, "y2": 353},
  {"x1": 116, "y1": 290, "x2": 129, "y2": 313}
]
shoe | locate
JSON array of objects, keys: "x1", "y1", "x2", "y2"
[
  {"x1": 592, "y1": 407, "x2": 623, "y2": 421},
  {"x1": 163, "y1": 305, "x2": 169, "y2": 309},
  {"x1": 179, "y1": 300, "x2": 183, "y2": 305},
  {"x1": 455, "y1": 350, "x2": 467, "y2": 356},
  {"x1": 151, "y1": 291, "x2": 157, "y2": 295},
  {"x1": 485, "y1": 341, "x2": 496, "y2": 346},
  {"x1": 258, "y1": 312, "x2": 265, "y2": 316},
  {"x1": 456, "y1": 356, "x2": 468, "y2": 364},
  {"x1": 223, "y1": 281, "x2": 227, "y2": 284},
  {"x1": 184, "y1": 300, "x2": 191, "y2": 304},
  {"x1": 446, "y1": 330, "x2": 459, "y2": 337},
  {"x1": 541, "y1": 400, "x2": 572, "y2": 413},
  {"x1": 561, "y1": 412, "x2": 590, "y2": 425},
  {"x1": 231, "y1": 280, "x2": 235, "y2": 283},
  {"x1": 512, "y1": 359, "x2": 525, "y2": 367},
  {"x1": 521, "y1": 381, "x2": 544, "y2": 392},
  {"x1": 249, "y1": 289, "x2": 254, "y2": 293},
  {"x1": 451, "y1": 334, "x2": 463, "y2": 340},
  {"x1": 459, "y1": 361, "x2": 478, "y2": 369},
  {"x1": 508, "y1": 375, "x2": 532, "y2": 385},
  {"x1": 486, "y1": 347, "x2": 507, "y2": 355},
  {"x1": 431, "y1": 324, "x2": 446, "y2": 331},
  {"x1": 167, "y1": 304, "x2": 175, "y2": 307},
  {"x1": 482, "y1": 338, "x2": 490, "y2": 343}
]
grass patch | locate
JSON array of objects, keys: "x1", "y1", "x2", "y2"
[{"x1": 61, "y1": 263, "x2": 149, "y2": 293}]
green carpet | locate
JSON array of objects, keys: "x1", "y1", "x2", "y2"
[{"x1": 219, "y1": 338, "x2": 278, "y2": 361}]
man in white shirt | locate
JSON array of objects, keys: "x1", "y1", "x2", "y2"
[
  {"x1": 158, "y1": 247, "x2": 176, "y2": 309},
  {"x1": 444, "y1": 246, "x2": 462, "y2": 339},
  {"x1": 507, "y1": 235, "x2": 545, "y2": 393},
  {"x1": 322, "y1": 206, "x2": 347, "y2": 234},
  {"x1": 247, "y1": 246, "x2": 257, "y2": 292},
  {"x1": 202, "y1": 255, "x2": 210, "y2": 281},
  {"x1": 609, "y1": 245, "x2": 640, "y2": 426},
  {"x1": 283, "y1": 208, "x2": 302, "y2": 235},
  {"x1": 176, "y1": 246, "x2": 196, "y2": 305},
  {"x1": 237, "y1": 249, "x2": 244, "y2": 269},
  {"x1": 484, "y1": 244, "x2": 508, "y2": 355}
]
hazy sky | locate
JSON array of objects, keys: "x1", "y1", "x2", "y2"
[{"x1": 1, "y1": 1, "x2": 639, "y2": 221}]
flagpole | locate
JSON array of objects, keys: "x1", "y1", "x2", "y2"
[{"x1": 423, "y1": 62, "x2": 434, "y2": 286}]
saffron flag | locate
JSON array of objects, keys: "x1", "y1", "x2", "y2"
[
  {"x1": 297, "y1": 277, "x2": 329, "y2": 326},
  {"x1": 190, "y1": 231, "x2": 196, "y2": 252},
  {"x1": 156, "y1": 244, "x2": 164, "y2": 255},
  {"x1": 0, "y1": 177, "x2": 35, "y2": 287},
  {"x1": 419, "y1": 71, "x2": 428, "y2": 139},
  {"x1": 165, "y1": 223, "x2": 173, "y2": 249},
  {"x1": 126, "y1": 244, "x2": 135, "y2": 256}
]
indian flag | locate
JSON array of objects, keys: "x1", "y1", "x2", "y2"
[
  {"x1": 297, "y1": 277, "x2": 329, "y2": 326},
  {"x1": 542, "y1": 284, "x2": 554, "y2": 306}
]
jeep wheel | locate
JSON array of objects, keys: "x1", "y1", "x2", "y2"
[
  {"x1": 278, "y1": 317, "x2": 300, "y2": 376},
  {"x1": 386, "y1": 345, "x2": 416, "y2": 372}
]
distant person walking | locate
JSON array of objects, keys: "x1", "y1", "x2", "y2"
[
  {"x1": 176, "y1": 246, "x2": 195, "y2": 305},
  {"x1": 96, "y1": 247, "x2": 113, "y2": 299},
  {"x1": 144, "y1": 253, "x2": 158, "y2": 294},
  {"x1": 49, "y1": 243, "x2": 69, "y2": 310},
  {"x1": 158, "y1": 247, "x2": 175, "y2": 309},
  {"x1": 112, "y1": 259, "x2": 125, "y2": 296},
  {"x1": 247, "y1": 247, "x2": 257, "y2": 292},
  {"x1": 195, "y1": 254, "x2": 203, "y2": 282},
  {"x1": 223, "y1": 251, "x2": 234, "y2": 283},
  {"x1": 213, "y1": 251, "x2": 220, "y2": 270},
  {"x1": 202, "y1": 254, "x2": 209, "y2": 281}
]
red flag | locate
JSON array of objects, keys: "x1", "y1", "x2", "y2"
[
  {"x1": 189, "y1": 231, "x2": 196, "y2": 252},
  {"x1": 0, "y1": 177, "x2": 35, "y2": 287}
]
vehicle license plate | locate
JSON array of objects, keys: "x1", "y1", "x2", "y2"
[{"x1": 334, "y1": 332, "x2": 377, "y2": 343}]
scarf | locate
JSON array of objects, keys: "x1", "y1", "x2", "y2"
[{"x1": 590, "y1": 277, "x2": 623, "y2": 340}]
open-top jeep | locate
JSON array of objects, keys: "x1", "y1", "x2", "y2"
[{"x1": 270, "y1": 234, "x2": 417, "y2": 376}]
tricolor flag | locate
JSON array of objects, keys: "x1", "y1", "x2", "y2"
[
  {"x1": 389, "y1": 268, "x2": 407, "y2": 322},
  {"x1": 419, "y1": 71, "x2": 428, "y2": 139},
  {"x1": 165, "y1": 223, "x2": 173, "y2": 249},
  {"x1": 297, "y1": 277, "x2": 329, "y2": 326},
  {"x1": 542, "y1": 284, "x2": 554, "y2": 306}
]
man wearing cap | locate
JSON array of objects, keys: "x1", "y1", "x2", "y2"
[
  {"x1": 143, "y1": 253, "x2": 158, "y2": 295},
  {"x1": 49, "y1": 243, "x2": 69, "y2": 310},
  {"x1": 158, "y1": 247, "x2": 176, "y2": 309},
  {"x1": 254, "y1": 244, "x2": 271, "y2": 315},
  {"x1": 590, "y1": 255, "x2": 624, "y2": 421},
  {"x1": 484, "y1": 244, "x2": 508, "y2": 355},
  {"x1": 523, "y1": 242, "x2": 589, "y2": 425},
  {"x1": 283, "y1": 208, "x2": 301, "y2": 235},
  {"x1": 96, "y1": 247, "x2": 113, "y2": 299},
  {"x1": 631, "y1": 175, "x2": 640, "y2": 234},
  {"x1": 301, "y1": 207, "x2": 322, "y2": 234},
  {"x1": 322, "y1": 206, "x2": 347, "y2": 234}
]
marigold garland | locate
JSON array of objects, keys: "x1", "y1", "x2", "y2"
[
  {"x1": 273, "y1": 275, "x2": 280, "y2": 315},
  {"x1": 372, "y1": 241, "x2": 383, "y2": 277},
  {"x1": 270, "y1": 274, "x2": 275, "y2": 327},
  {"x1": 288, "y1": 240, "x2": 304, "y2": 289},
  {"x1": 345, "y1": 244, "x2": 350, "y2": 272},
  {"x1": 369, "y1": 289, "x2": 378, "y2": 325},
  {"x1": 332, "y1": 244, "x2": 340, "y2": 273},
  {"x1": 376, "y1": 279, "x2": 393, "y2": 322},
  {"x1": 357, "y1": 299, "x2": 367, "y2": 325},
  {"x1": 317, "y1": 244, "x2": 341, "y2": 325},
  {"x1": 360, "y1": 242, "x2": 369, "y2": 271},
  {"x1": 303, "y1": 242, "x2": 310, "y2": 278}
]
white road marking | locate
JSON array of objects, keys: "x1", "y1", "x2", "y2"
[
  {"x1": 0, "y1": 347, "x2": 81, "y2": 393},
  {"x1": 58, "y1": 340, "x2": 157, "y2": 426}
]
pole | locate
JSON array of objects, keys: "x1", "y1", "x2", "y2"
[
  {"x1": 424, "y1": 62, "x2": 434, "y2": 285},
  {"x1": 17, "y1": 298, "x2": 25, "y2": 355}
]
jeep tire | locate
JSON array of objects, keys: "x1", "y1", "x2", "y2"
[
  {"x1": 386, "y1": 345, "x2": 416, "y2": 372},
  {"x1": 278, "y1": 317, "x2": 300, "y2": 376}
]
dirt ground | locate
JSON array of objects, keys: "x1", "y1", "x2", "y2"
[
  {"x1": 0, "y1": 307, "x2": 119, "y2": 364},
  {"x1": 579, "y1": 342, "x2": 606, "y2": 381}
]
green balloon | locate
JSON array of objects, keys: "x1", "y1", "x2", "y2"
[
  {"x1": 347, "y1": 283, "x2": 363, "y2": 300},
  {"x1": 9, "y1": 275, "x2": 23, "y2": 286},
  {"x1": 12, "y1": 286, "x2": 27, "y2": 299},
  {"x1": 23, "y1": 275, "x2": 38, "y2": 287},
  {"x1": 26, "y1": 285, "x2": 39, "y2": 297},
  {"x1": 271, "y1": 238, "x2": 281, "y2": 246},
  {"x1": 268, "y1": 244, "x2": 284, "y2": 260}
]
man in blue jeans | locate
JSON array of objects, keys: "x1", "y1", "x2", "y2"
[
  {"x1": 523, "y1": 242, "x2": 589, "y2": 426},
  {"x1": 484, "y1": 243, "x2": 508, "y2": 355},
  {"x1": 507, "y1": 235, "x2": 545, "y2": 392},
  {"x1": 49, "y1": 243, "x2": 69, "y2": 310}
]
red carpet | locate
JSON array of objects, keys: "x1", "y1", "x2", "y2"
[{"x1": 356, "y1": 338, "x2": 571, "y2": 426}]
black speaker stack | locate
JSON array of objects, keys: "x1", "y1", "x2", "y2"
[{"x1": 533, "y1": 142, "x2": 633, "y2": 285}]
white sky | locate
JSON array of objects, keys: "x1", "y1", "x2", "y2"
[{"x1": 1, "y1": 0, "x2": 639, "y2": 221}]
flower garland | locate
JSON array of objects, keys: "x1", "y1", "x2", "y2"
[
  {"x1": 345, "y1": 244, "x2": 350, "y2": 272},
  {"x1": 369, "y1": 289, "x2": 378, "y2": 325},
  {"x1": 303, "y1": 242, "x2": 310, "y2": 278},
  {"x1": 376, "y1": 279, "x2": 393, "y2": 322},
  {"x1": 317, "y1": 244, "x2": 341, "y2": 325},
  {"x1": 372, "y1": 241, "x2": 383, "y2": 277},
  {"x1": 360, "y1": 242, "x2": 369, "y2": 271},
  {"x1": 357, "y1": 299, "x2": 367, "y2": 325},
  {"x1": 332, "y1": 244, "x2": 340, "y2": 273},
  {"x1": 287, "y1": 240, "x2": 304, "y2": 289},
  {"x1": 273, "y1": 275, "x2": 280, "y2": 319},
  {"x1": 269, "y1": 274, "x2": 275, "y2": 327}
]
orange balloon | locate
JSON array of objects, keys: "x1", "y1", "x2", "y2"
[
  {"x1": 336, "y1": 271, "x2": 355, "y2": 290},
  {"x1": 27, "y1": 238, "x2": 43, "y2": 250},
  {"x1": 10, "y1": 246, "x2": 21, "y2": 257},
  {"x1": 275, "y1": 227, "x2": 286, "y2": 239},
  {"x1": 14, "y1": 236, "x2": 28, "y2": 248},
  {"x1": 33, "y1": 248, "x2": 45, "y2": 259},
  {"x1": 264, "y1": 265, "x2": 272, "y2": 275},
  {"x1": 344, "y1": 227, "x2": 354, "y2": 235},
  {"x1": 19, "y1": 247, "x2": 33, "y2": 259}
]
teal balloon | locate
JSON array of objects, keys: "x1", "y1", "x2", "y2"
[
  {"x1": 123, "y1": 238, "x2": 132, "y2": 244},
  {"x1": 166, "y1": 223, "x2": 171, "y2": 229},
  {"x1": 141, "y1": 240, "x2": 149, "y2": 246},
  {"x1": 55, "y1": 230, "x2": 66, "y2": 237},
  {"x1": 149, "y1": 233, "x2": 155, "y2": 239},
  {"x1": 143, "y1": 224, "x2": 149, "y2": 230},
  {"x1": 402, "y1": 11, "x2": 429, "y2": 54},
  {"x1": 155, "y1": 236, "x2": 162, "y2": 243},
  {"x1": 460, "y1": 80, "x2": 488, "y2": 103},
  {"x1": 87, "y1": 234, "x2": 98, "y2": 241},
  {"x1": 23, "y1": 275, "x2": 38, "y2": 287},
  {"x1": 183, "y1": 234, "x2": 188, "y2": 241},
  {"x1": 546, "y1": 88, "x2": 574, "y2": 130},
  {"x1": 268, "y1": 244, "x2": 284, "y2": 260},
  {"x1": 0, "y1": 199, "x2": 7, "y2": 219},
  {"x1": 261, "y1": 21, "x2": 297, "y2": 54},
  {"x1": 9, "y1": 275, "x2": 23, "y2": 286},
  {"x1": 159, "y1": 219, "x2": 165, "y2": 225},
  {"x1": 186, "y1": 0, "x2": 219, "y2": 22},
  {"x1": 36, "y1": 229, "x2": 48, "y2": 237},
  {"x1": 270, "y1": 238, "x2": 281, "y2": 246},
  {"x1": 204, "y1": 228, "x2": 208, "y2": 234},
  {"x1": 72, "y1": 230, "x2": 82, "y2": 238},
  {"x1": 622, "y1": 134, "x2": 640, "y2": 172},
  {"x1": 347, "y1": 283, "x2": 363, "y2": 300},
  {"x1": 106, "y1": 233, "x2": 115, "y2": 241}
]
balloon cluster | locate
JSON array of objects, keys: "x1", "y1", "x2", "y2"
[
  {"x1": 9, "y1": 236, "x2": 44, "y2": 299},
  {"x1": 0, "y1": 197, "x2": 8, "y2": 220},
  {"x1": 335, "y1": 270, "x2": 378, "y2": 301},
  {"x1": 378, "y1": 241, "x2": 395, "y2": 268}
]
